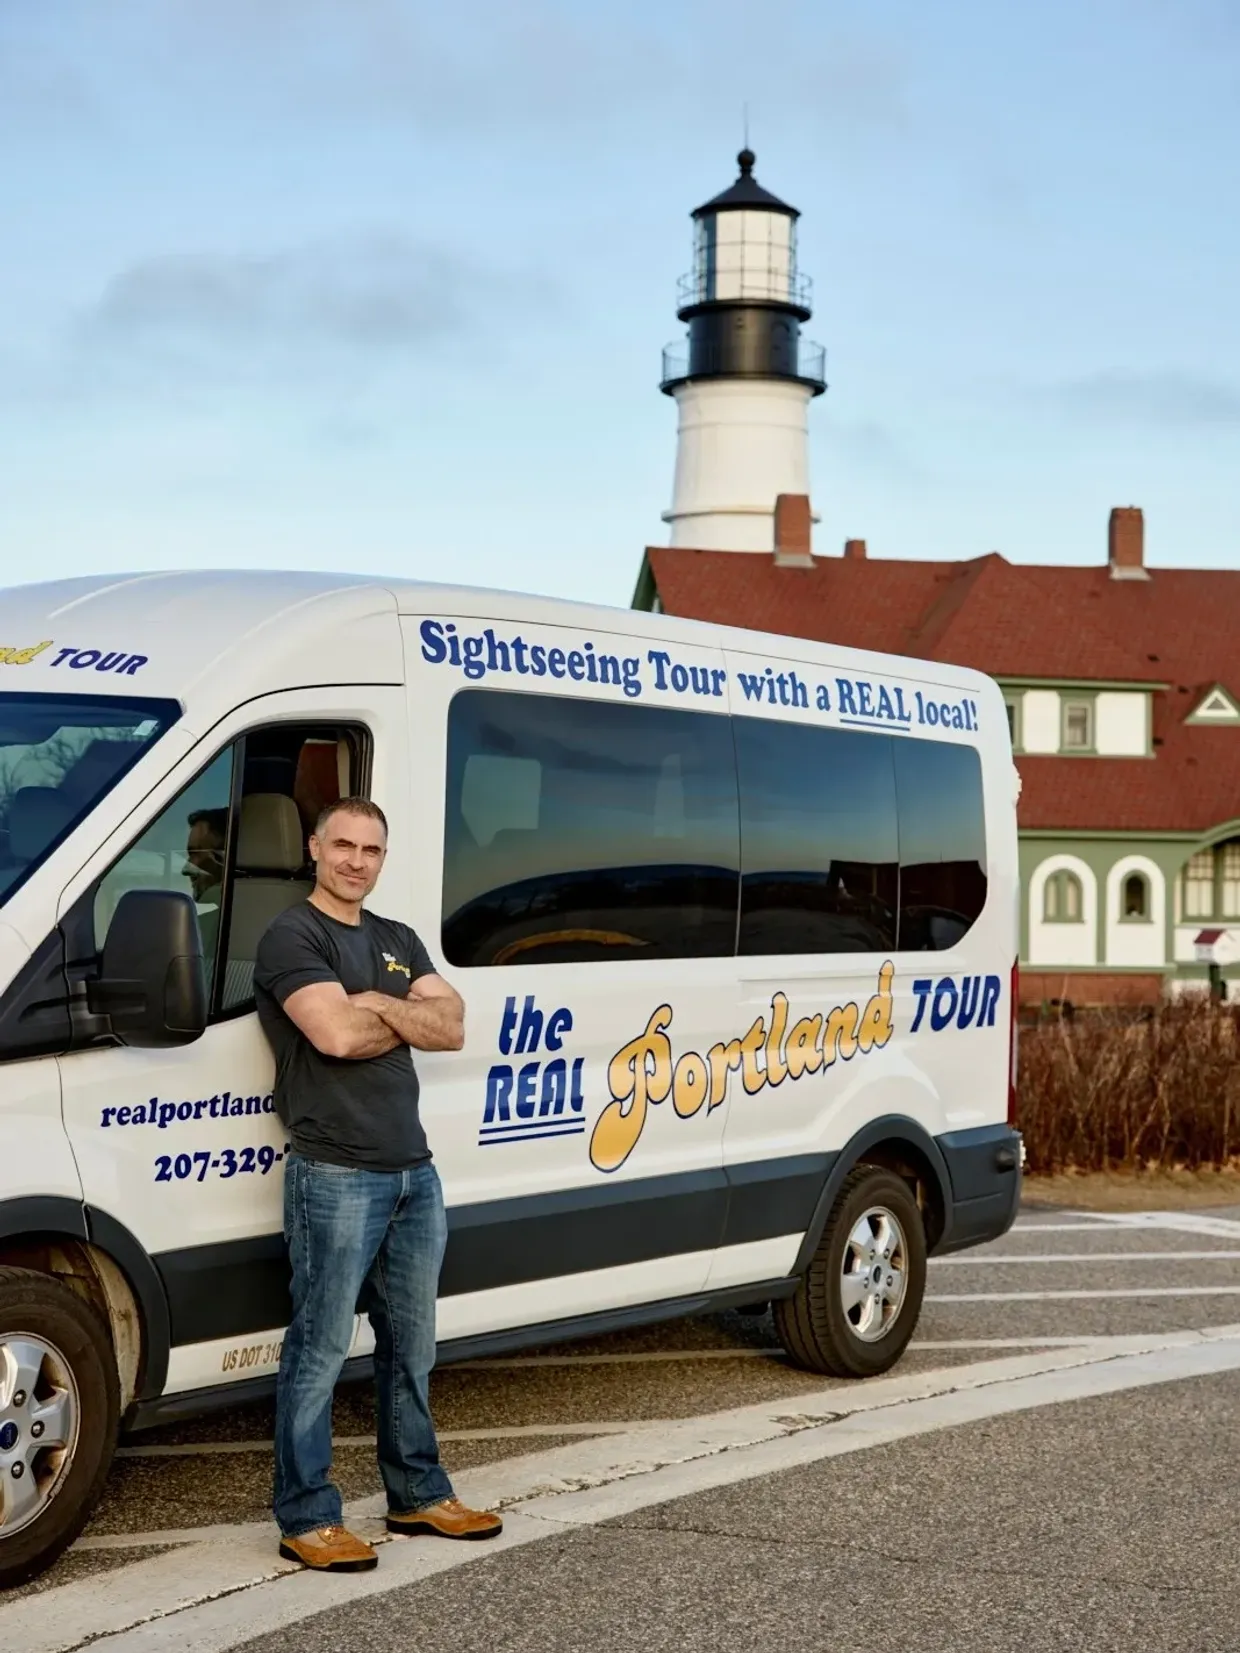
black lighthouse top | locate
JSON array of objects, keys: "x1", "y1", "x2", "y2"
[
  {"x1": 660, "y1": 148, "x2": 826, "y2": 397},
  {"x1": 692, "y1": 149, "x2": 799, "y2": 220}
]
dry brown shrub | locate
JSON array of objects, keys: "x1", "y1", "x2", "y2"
[{"x1": 1016, "y1": 998, "x2": 1240, "y2": 1174}]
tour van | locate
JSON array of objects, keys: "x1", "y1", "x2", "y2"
[{"x1": 0, "y1": 571, "x2": 1021, "y2": 1583}]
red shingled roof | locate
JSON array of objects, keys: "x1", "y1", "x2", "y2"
[{"x1": 643, "y1": 547, "x2": 1240, "y2": 835}]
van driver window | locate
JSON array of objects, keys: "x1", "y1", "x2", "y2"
[
  {"x1": 93, "y1": 748, "x2": 235, "y2": 976},
  {"x1": 91, "y1": 723, "x2": 368, "y2": 1018}
]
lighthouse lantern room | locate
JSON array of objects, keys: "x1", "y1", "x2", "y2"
[{"x1": 661, "y1": 149, "x2": 826, "y2": 553}]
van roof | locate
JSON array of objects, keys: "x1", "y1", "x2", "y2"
[{"x1": 1, "y1": 568, "x2": 999, "y2": 712}]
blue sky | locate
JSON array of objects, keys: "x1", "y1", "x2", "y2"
[{"x1": 2, "y1": 0, "x2": 1237, "y2": 609}]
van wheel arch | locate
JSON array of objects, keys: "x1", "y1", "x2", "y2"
[
  {"x1": 0, "y1": 1199, "x2": 170, "y2": 1409},
  {"x1": 793, "y1": 1117, "x2": 952, "y2": 1276}
]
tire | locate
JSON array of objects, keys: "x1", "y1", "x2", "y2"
[
  {"x1": 774, "y1": 1166, "x2": 927, "y2": 1379},
  {"x1": 0, "y1": 1266, "x2": 119, "y2": 1589}
]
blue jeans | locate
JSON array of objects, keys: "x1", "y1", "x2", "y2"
[{"x1": 273, "y1": 1154, "x2": 454, "y2": 1537}]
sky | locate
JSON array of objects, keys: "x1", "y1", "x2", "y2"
[{"x1": 1, "y1": 0, "x2": 1238, "y2": 611}]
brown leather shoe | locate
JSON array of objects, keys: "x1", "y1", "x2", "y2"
[
  {"x1": 386, "y1": 1497, "x2": 503, "y2": 1541},
  {"x1": 279, "y1": 1524, "x2": 379, "y2": 1571}
]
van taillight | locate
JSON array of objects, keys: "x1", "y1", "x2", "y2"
[{"x1": 1007, "y1": 958, "x2": 1019, "y2": 1126}]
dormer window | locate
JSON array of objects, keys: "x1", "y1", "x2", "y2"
[{"x1": 1062, "y1": 699, "x2": 1094, "y2": 752}]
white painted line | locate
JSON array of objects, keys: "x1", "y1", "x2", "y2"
[
  {"x1": 116, "y1": 1422, "x2": 632, "y2": 1460},
  {"x1": 930, "y1": 1250, "x2": 1240, "y2": 1266},
  {"x1": 910, "y1": 1336, "x2": 1107, "y2": 1349},
  {"x1": 1060, "y1": 1210, "x2": 1240, "y2": 1239},
  {"x1": 48, "y1": 1324, "x2": 1240, "y2": 1653},
  {"x1": 928, "y1": 1285, "x2": 1240, "y2": 1302},
  {"x1": 446, "y1": 1347, "x2": 775, "y2": 1370},
  {"x1": 1008, "y1": 1221, "x2": 1120, "y2": 1232}
]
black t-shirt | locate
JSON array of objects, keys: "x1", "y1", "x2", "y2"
[{"x1": 253, "y1": 902, "x2": 437, "y2": 1172}]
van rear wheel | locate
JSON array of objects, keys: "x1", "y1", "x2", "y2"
[
  {"x1": 775, "y1": 1167, "x2": 927, "y2": 1378},
  {"x1": 0, "y1": 1267, "x2": 119, "y2": 1589}
]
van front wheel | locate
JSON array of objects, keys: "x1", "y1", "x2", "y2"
[
  {"x1": 775, "y1": 1167, "x2": 927, "y2": 1378},
  {"x1": 0, "y1": 1267, "x2": 119, "y2": 1589}
]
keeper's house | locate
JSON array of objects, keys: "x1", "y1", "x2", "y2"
[{"x1": 634, "y1": 505, "x2": 1240, "y2": 1008}]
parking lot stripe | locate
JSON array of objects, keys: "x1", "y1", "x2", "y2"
[
  {"x1": 1008, "y1": 1221, "x2": 1120, "y2": 1232},
  {"x1": 1062, "y1": 1211, "x2": 1240, "y2": 1238},
  {"x1": 927, "y1": 1285, "x2": 1240, "y2": 1302},
  {"x1": 930, "y1": 1250, "x2": 1240, "y2": 1266},
  {"x1": 115, "y1": 1422, "x2": 634, "y2": 1459}
]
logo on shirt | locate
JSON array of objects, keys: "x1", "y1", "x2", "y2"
[{"x1": 383, "y1": 952, "x2": 411, "y2": 979}]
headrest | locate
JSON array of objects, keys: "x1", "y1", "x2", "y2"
[
  {"x1": 236, "y1": 794, "x2": 304, "y2": 873},
  {"x1": 61, "y1": 739, "x2": 143, "y2": 802},
  {"x1": 8, "y1": 787, "x2": 76, "y2": 863}
]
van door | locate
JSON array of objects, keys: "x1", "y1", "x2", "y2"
[
  {"x1": 56, "y1": 687, "x2": 409, "y2": 1397},
  {"x1": 396, "y1": 613, "x2": 740, "y2": 1345},
  {"x1": 710, "y1": 648, "x2": 906, "y2": 1291},
  {"x1": 714, "y1": 649, "x2": 996, "y2": 1289}
]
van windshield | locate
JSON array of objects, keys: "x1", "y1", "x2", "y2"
[{"x1": 0, "y1": 693, "x2": 181, "y2": 908}]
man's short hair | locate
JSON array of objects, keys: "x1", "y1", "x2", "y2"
[
  {"x1": 187, "y1": 807, "x2": 228, "y2": 840},
  {"x1": 314, "y1": 796, "x2": 388, "y2": 840}
]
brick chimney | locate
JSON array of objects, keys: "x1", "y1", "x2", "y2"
[
  {"x1": 843, "y1": 538, "x2": 867, "y2": 560},
  {"x1": 773, "y1": 493, "x2": 814, "y2": 567},
  {"x1": 1108, "y1": 506, "x2": 1149, "y2": 580}
]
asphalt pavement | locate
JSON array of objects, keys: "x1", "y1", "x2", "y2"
[{"x1": 3, "y1": 1196, "x2": 1239, "y2": 1652}]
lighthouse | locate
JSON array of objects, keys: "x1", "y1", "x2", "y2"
[{"x1": 660, "y1": 149, "x2": 826, "y2": 553}]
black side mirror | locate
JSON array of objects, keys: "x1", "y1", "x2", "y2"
[{"x1": 89, "y1": 890, "x2": 207, "y2": 1048}]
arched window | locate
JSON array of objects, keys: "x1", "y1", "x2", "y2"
[
  {"x1": 1178, "y1": 841, "x2": 1240, "y2": 921},
  {"x1": 1122, "y1": 872, "x2": 1150, "y2": 921},
  {"x1": 1044, "y1": 869, "x2": 1084, "y2": 923}
]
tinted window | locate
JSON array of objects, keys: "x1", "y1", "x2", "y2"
[
  {"x1": 92, "y1": 723, "x2": 366, "y2": 1016},
  {"x1": 0, "y1": 694, "x2": 179, "y2": 908},
  {"x1": 94, "y1": 747, "x2": 235, "y2": 980},
  {"x1": 892, "y1": 738, "x2": 987, "y2": 950},
  {"x1": 442, "y1": 691, "x2": 739, "y2": 966},
  {"x1": 735, "y1": 718, "x2": 988, "y2": 955},
  {"x1": 735, "y1": 719, "x2": 899, "y2": 955}
]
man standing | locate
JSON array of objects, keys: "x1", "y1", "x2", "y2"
[{"x1": 254, "y1": 796, "x2": 501, "y2": 1572}]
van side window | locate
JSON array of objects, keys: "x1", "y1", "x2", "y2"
[
  {"x1": 892, "y1": 737, "x2": 988, "y2": 950},
  {"x1": 734, "y1": 717, "x2": 988, "y2": 955},
  {"x1": 441, "y1": 690, "x2": 988, "y2": 966},
  {"x1": 734, "y1": 720, "x2": 899, "y2": 955},
  {"x1": 92, "y1": 723, "x2": 368, "y2": 1017},
  {"x1": 441, "y1": 690, "x2": 739, "y2": 967}
]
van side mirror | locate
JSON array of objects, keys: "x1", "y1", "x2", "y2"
[{"x1": 89, "y1": 890, "x2": 207, "y2": 1048}]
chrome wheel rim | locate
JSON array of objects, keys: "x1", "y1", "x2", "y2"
[
  {"x1": 839, "y1": 1206, "x2": 909, "y2": 1343},
  {"x1": 0, "y1": 1332, "x2": 80, "y2": 1538}
]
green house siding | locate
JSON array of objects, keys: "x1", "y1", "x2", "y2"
[{"x1": 1017, "y1": 830, "x2": 1240, "y2": 982}]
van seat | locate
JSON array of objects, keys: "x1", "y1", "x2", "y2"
[{"x1": 222, "y1": 794, "x2": 312, "y2": 1008}]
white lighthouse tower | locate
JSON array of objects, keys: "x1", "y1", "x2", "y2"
[{"x1": 660, "y1": 149, "x2": 826, "y2": 552}]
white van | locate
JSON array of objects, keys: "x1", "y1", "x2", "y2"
[{"x1": 0, "y1": 571, "x2": 1021, "y2": 1583}]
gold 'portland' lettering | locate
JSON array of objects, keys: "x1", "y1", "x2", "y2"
[
  {"x1": 0, "y1": 640, "x2": 53, "y2": 666},
  {"x1": 588, "y1": 964, "x2": 896, "y2": 1173},
  {"x1": 589, "y1": 1006, "x2": 673, "y2": 1173}
]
